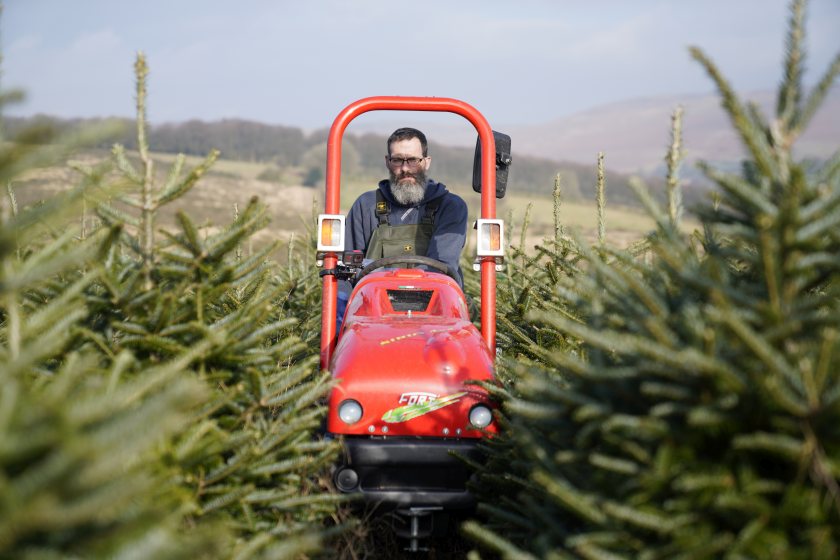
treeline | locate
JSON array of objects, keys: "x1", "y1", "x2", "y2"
[
  {"x1": 2, "y1": 115, "x2": 308, "y2": 165},
  {"x1": 3, "y1": 114, "x2": 704, "y2": 208}
]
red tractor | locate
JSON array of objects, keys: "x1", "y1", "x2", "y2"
[{"x1": 317, "y1": 97, "x2": 510, "y2": 546}]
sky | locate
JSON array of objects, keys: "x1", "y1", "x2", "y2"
[{"x1": 3, "y1": 0, "x2": 839, "y2": 133}]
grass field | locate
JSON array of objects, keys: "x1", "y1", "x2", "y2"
[{"x1": 14, "y1": 149, "x2": 694, "y2": 256}]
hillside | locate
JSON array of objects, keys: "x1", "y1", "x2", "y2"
[
  {"x1": 12, "y1": 146, "x2": 672, "y2": 260},
  {"x1": 507, "y1": 89, "x2": 840, "y2": 173},
  {"x1": 350, "y1": 89, "x2": 839, "y2": 175},
  {"x1": 4, "y1": 114, "x2": 703, "y2": 210}
]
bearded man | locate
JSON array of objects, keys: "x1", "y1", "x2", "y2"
[{"x1": 343, "y1": 127, "x2": 468, "y2": 286}]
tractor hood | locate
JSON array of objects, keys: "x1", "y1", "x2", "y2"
[{"x1": 326, "y1": 269, "x2": 497, "y2": 438}]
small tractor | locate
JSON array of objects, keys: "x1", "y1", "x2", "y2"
[{"x1": 316, "y1": 96, "x2": 510, "y2": 548}]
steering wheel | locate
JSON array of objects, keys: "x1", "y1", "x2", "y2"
[{"x1": 354, "y1": 255, "x2": 460, "y2": 284}]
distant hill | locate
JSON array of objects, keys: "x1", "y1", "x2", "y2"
[
  {"x1": 508, "y1": 89, "x2": 840, "y2": 174},
  {"x1": 351, "y1": 89, "x2": 840, "y2": 175}
]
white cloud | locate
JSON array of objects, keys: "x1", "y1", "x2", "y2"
[
  {"x1": 68, "y1": 28, "x2": 123, "y2": 54},
  {"x1": 6, "y1": 33, "x2": 43, "y2": 55}
]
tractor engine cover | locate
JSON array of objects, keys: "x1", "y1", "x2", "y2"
[
  {"x1": 326, "y1": 268, "x2": 497, "y2": 508},
  {"x1": 327, "y1": 268, "x2": 497, "y2": 439}
]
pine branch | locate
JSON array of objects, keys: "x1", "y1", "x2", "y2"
[
  {"x1": 666, "y1": 106, "x2": 685, "y2": 229},
  {"x1": 795, "y1": 51, "x2": 840, "y2": 137},
  {"x1": 689, "y1": 46, "x2": 778, "y2": 179},
  {"x1": 776, "y1": 0, "x2": 806, "y2": 135},
  {"x1": 134, "y1": 53, "x2": 156, "y2": 289},
  {"x1": 158, "y1": 149, "x2": 220, "y2": 206},
  {"x1": 596, "y1": 152, "x2": 606, "y2": 247}
]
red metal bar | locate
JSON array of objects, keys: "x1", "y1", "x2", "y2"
[{"x1": 320, "y1": 96, "x2": 497, "y2": 369}]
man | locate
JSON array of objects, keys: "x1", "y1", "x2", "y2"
[{"x1": 344, "y1": 127, "x2": 468, "y2": 286}]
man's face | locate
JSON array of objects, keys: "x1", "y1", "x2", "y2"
[{"x1": 386, "y1": 138, "x2": 430, "y2": 206}]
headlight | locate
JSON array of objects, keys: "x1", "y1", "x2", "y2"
[
  {"x1": 338, "y1": 399, "x2": 363, "y2": 424},
  {"x1": 469, "y1": 405, "x2": 492, "y2": 428}
]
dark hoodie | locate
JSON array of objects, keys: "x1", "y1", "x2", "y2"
[{"x1": 344, "y1": 178, "x2": 468, "y2": 286}]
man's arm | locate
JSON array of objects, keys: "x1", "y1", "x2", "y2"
[
  {"x1": 344, "y1": 191, "x2": 377, "y2": 252},
  {"x1": 426, "y1": 193, "x2": 468, "y2": 285}
]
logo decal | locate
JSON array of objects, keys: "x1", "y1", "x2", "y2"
[
  {"x1": 382, "y1": 392, "x2": 467, "y2": 423},
  {"x1": 376, "y1": 201, "x2": 388, "y2": 213},
  {"x1": 399, "y1": 391, "x2": 439, "y2": 405}
]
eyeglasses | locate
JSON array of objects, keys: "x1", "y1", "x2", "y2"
[{"x1": 387, "y1": 156, "x2": 425, "y2": 169}]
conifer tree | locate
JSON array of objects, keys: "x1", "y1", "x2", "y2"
[
  {"x1": 466, "y1": 0, "x2": 840, "y2": 557},
  {"x1": 78, "y1": 53, "x2": 342, "y2": 557},
  {"x1": 0, "y1": 84, "x2": 229, "y2": 559},
  {"x1": 2, "y1": 51, "x2": 341, "y2": 558}
]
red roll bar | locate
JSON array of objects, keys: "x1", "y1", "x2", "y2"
[{"x1": 319, "y1": 96, "x2": 498, "y2": 369}]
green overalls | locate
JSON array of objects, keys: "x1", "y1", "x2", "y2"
[{"x1": 364, "y1": 190, "x2": 441, "y2": 260}]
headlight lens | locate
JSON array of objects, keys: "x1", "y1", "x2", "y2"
[
  {"x1": 469, "y1": 405, "x2": 492, "y2": 428},
  {"x1": 338, "y1": 399, "x2": 363, "y2": 424}
]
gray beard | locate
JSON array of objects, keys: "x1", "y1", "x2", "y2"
[{"x1": 389, "y1": 173, "x2": 427, "y2": 206}]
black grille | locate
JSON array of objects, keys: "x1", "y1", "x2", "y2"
[
  {"x1": 359, "y1": 465, "x2": 470, "y2": 492},
  {"x1": 387, "y1": 289, "x2": 433, "y2": 312}
]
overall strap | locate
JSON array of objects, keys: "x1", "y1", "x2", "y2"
[
  {"x1": 375, "y1": 190, "x2": 390, "y2": 226},
  {"x1": 421, "y1": 196, "x2": 441, "y2": 225}
]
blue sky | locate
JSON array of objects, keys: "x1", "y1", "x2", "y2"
[{"x1": 4, "y1": 0, "x2": 839, "y2": 130}]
